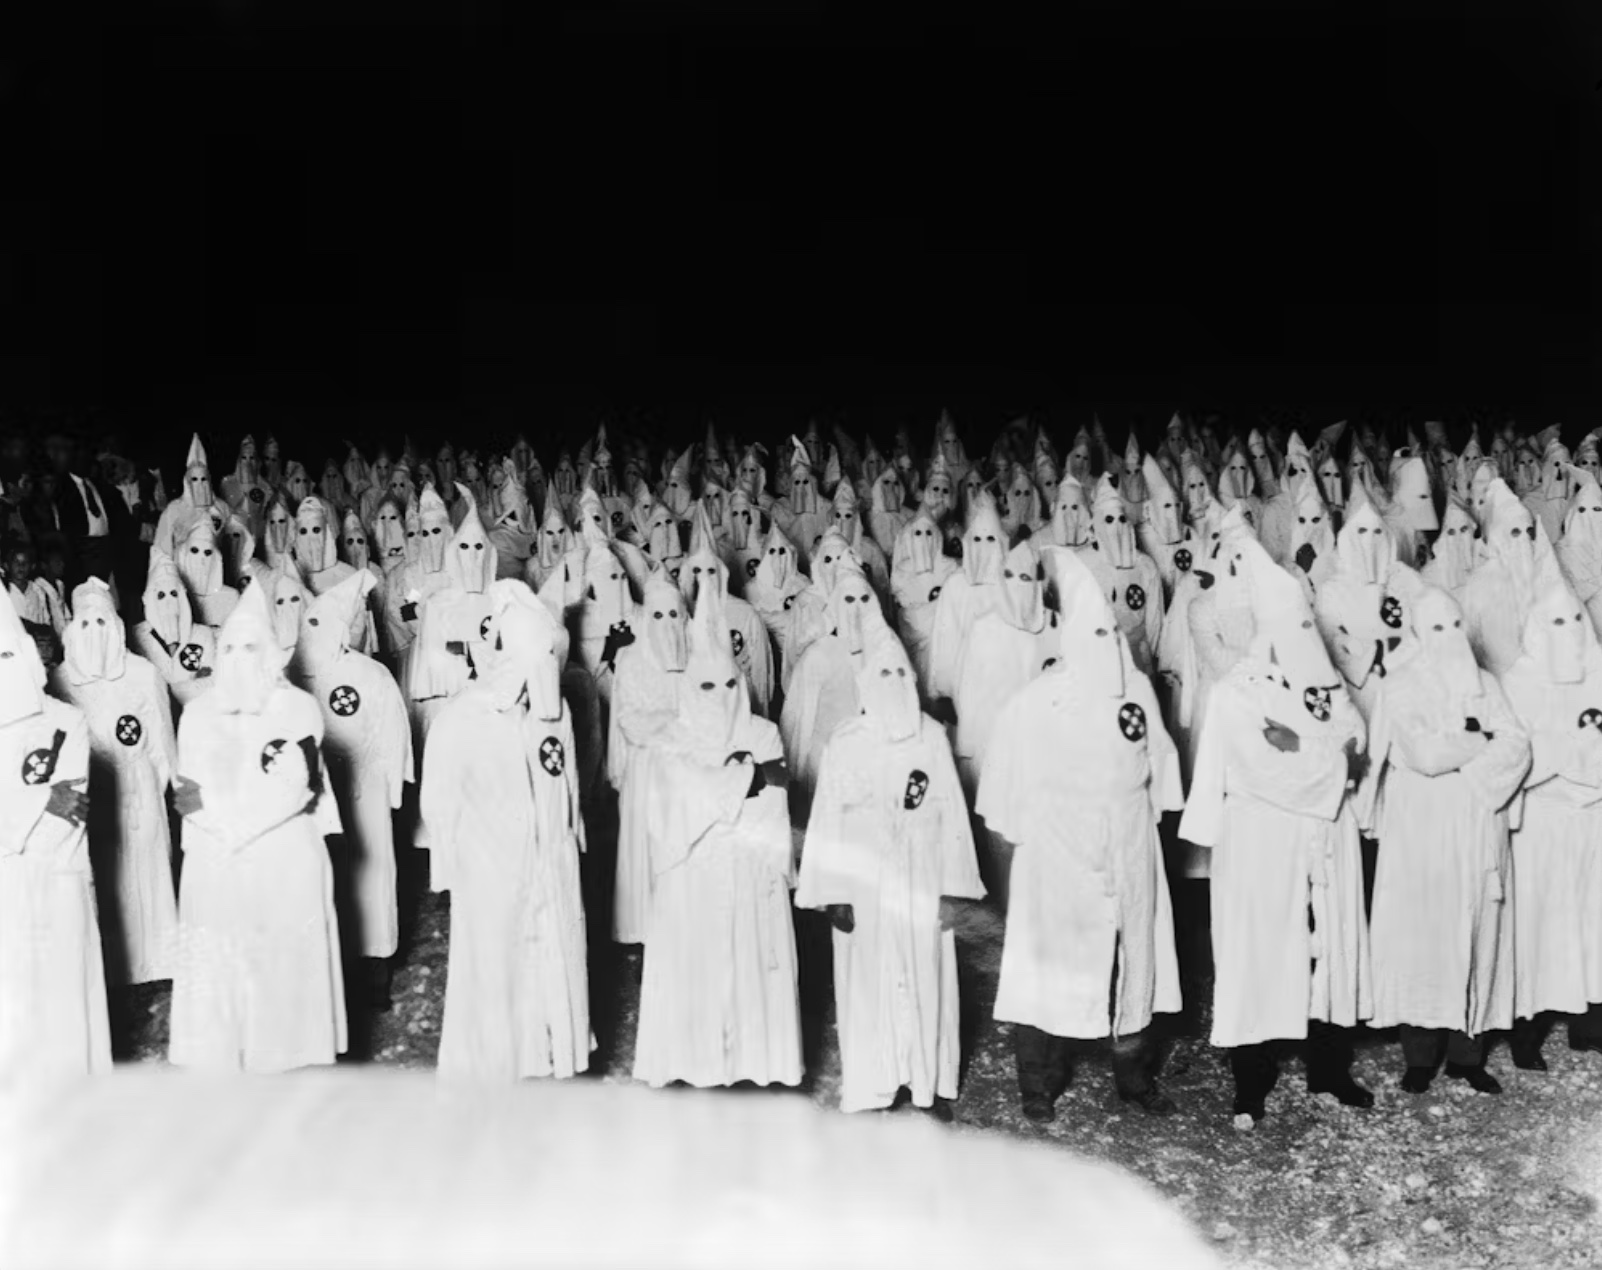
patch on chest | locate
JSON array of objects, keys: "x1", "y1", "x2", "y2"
[
  {"x1": 1173, "y1": 547, "x2": 1192, "y2": 573},
  {"x1": 745, "y1": 557, "x2": 760, "y2": 580},
  {"x1": 1117, "y1": 702, "x2": 1147, "y2": 742},
  {"x1": 260, "y1": 739, "x2": 290, "y2": 773},
  {"x1": 329, "y1": 685, "x2": 361, "y2": 717},
  {"x1": 1379, "y1": 595, "x2": 1403, "y2": 630},
  {"x1": 20, "y1": 729, "x2": 67, "y2": 786},
  {"x1": 249, "y1": 487, "x2": 264, "y2": 504},
  {"x1": 903, "y1": 769, "x2": 929, "y2": 810},
  {"x1": 1123, "y1": 582, "x2": 1146, "y2": 612},
  {"x1": 114, "y1": 714, "x2": 143, "y2": 747},
  {"x1": 730, "y1": 627, "x2": 745, "y2": 657},
  {"x1": 1580, "y1": 708, "x2": 1602, "y2": 732},
  {"x1": 538, "y1": 736, "x2": 566, "y2": 777},
  {"x1": 1303, "y1": 686, "x2": 1332, "y2": 722},
  {"x1": 177, "y1": 643, "x2": 206, "y2": 673}
]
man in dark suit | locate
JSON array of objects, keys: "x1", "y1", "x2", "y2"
[{"x1": 44, "y1": 425, "x2": 117, "y2": 598}]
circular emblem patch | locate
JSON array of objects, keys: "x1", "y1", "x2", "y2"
[
  {"x1": 538, "y1": 736, "x2": 566, "y2": 777},
  {"x1": 329, "y1": 685, "x2": 361, "y2": 717},
  {"x1": 115, "y1": 715, "x2": 143, "y2": 747},
  {"x1": 480, "y1": 615, "x2": 494, "y2": 641},
  {"x1": 730, "y1": 628, "x2": 745, "y2": 657},
  {"x1": 746, "y1": 558, "x2": 760, "y2": 580},
  {"x1": 903, "y1": 769, "x2": 929, "y2": 810},
  {"x1": 1580, "y1": 708, "x2": 1602, "y2": 732},
  {"x1": 178, "y1": 643, "x2": 205, "y2": 672},
  {"x1": 260, "y1": 739, "x2": 289, "y2": 773},
  {"x1": 1125, "y1": 583, "x2": 1146, "y2": 612},
  {"x1": 724, "y1": 750, "x2": 753, "y2": 766},
  {"x1": 20, "y1": 745, "x2": 59, "y2": 786},
  {"x1": 1379, "y1": 595, "x2": 1403, "y2": 630},
  {"x1": 249, "y1": 487, "x2": 264, "y2": 504},
  {"x1": 1117, "y1": 702, "x2": 1147, "y2": 742},
  {"x1": 1303, "y1": 686, "x2": 1332, "y2": 722},
  {"x1": 1174, "y1": 547, "x2": 1193, "y2": 573}
]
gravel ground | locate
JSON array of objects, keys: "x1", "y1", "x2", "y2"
[{"x1": 115, "y1": 827, "x2": 1602, "y2": 1270}]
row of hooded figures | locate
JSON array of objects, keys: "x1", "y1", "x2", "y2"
[{"x1": 5, "y1": 409, "x2": 1602, "y2": 1128}]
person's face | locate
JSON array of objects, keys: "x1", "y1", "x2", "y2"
[
  {"x1": 6, "y1": 550, "x2": 31, "y2": 585},
  {"x1": 44, "y1": 437, "x2": 73, "y2": 474}
]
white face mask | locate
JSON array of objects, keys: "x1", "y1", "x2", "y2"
[
  {"x1": 761, "y1": 537, "x2": 792, "y2": 587},
  {"x1": 419, "y1": 513, "x2": 449, "y2": 572},
  {"x1": 923, "y1": 478, "x2": 952, "y2": 517},
  {"x1": 790, "y1": 472, "x2": 817, "y2": 513},
  {"x1": 729, "y1": 504, "x2": 756, "y2": 549},
  {"x1": 858, "y1": 648, "x2": 920, "y2": 742},
  {"x1": 180, "y1": 528, "x2": 222, "y2": 596},
  {"x1": 1053, "y1": 491, "x2": 1090, "y2": 547},
  {"x1": 1000, "y1": 545, "x2": 1045, "y2": 632},
  {"x1": 294, "y1": 513, "x2": 330, "y2": 573},
  {"x1": 964, "y1": 520, "x2": 1004, "y2": 585},
  {"x1": 450, "y1": 529, "x2": 492, "y2": 594},
  {"x1": 905, "y1": 518, "x2": 938, "y2": 573},
  {"x1": 288, "y1": 473, "x2": 311, "y2": 504},
  {"x1": 342, "y1": 527, "x2": 370, "y2": 570},
  {"x1": 1224, "y1": 457, "x2": 1251, "y2": 499},
  {"x1": 1318, "y1": 459, "x2": 1344, "y2": 508},
  {"x1": 185, "y1": 466, "x2": 213, "y2": 508},
  {"x1": 829, "y1": 574, "x2": 875, "y2": 654},
  {"x1": 644, "y1": 590, "x2": 687, "y2": 671},
  {"x1": 1184, "y1": 474, "x2": 1210, "y2": 520},
  {"x1": 265, "y1": 508, "x2": 292, "y2": 556},
  {"x1": 271, "y1": 579, "x2": 304, "y2": 652},
  {"x1": 1543, "y1": 606, "x2": 1588, "y2": 684},
  {"x1": 374, "y1": 505, "x2": 406, "y2": 563},
  {"x1": 1095, "y1": 502, "x2": 1136, "y2": 569},
  {"x1": 682, "y1": 554, "x2": 723, "y2": 611}
]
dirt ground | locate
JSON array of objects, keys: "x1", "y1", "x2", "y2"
[{"x1": 116, "y1": 824, "x2": 1602, "y2": 1270}]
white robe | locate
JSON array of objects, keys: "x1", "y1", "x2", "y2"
[
  {"x1": 1364, "y1": 664, "x2": 1530, "y2": 1033},
  {"x1": 298, "y1": 650, "x2": 413, "y2": 959},
  {"x1": 0, "y1": 699, "x2": 112, "y2": 1079},
  {"x1": 926, "y1": 573, "x2": 1000, "y2": 703},
  {"x1": 47, "y1": 654, "x2": 178, "y2": 985},
  {"x1": 798, "y1": 715, "x2": 984, "y2": 1111},
  {"x1": 130, "y1": 621, "x2": 216, "y2": 710},
  {"x1": 608, "y1": 647, "x2": 681, "y2": 944},
  {"x1": 169, "y1": 685, "x2": 348, "y2": 1073},
  {"x1": 422, "y1": 691, "x2": 592, "y2": 1081},
  {"x1": 953, "y1": 611, "x2": 1058, "y2": 799},
  {"x1": 1084, "y1": 552, "x2": 1165, "y2": 676},
  {"x1": 1178, "y1": 662, "x2": 1370, "y2": 1047},
  {"x1": 632, "y1": 718, "x2": 801, "y2": 1088},
  {"x1": 1500, "y1": 659, "x2": 1602, "y2": 1017},
  {"x1": 890, "y1": 560, "x2": 957, "y2": 698},
  {"x1": 978, "y1": 669, "x2": 1183, "y2": 1040},
  {"x1": 778, "y1": 634, "x2": 861, "y2": 797}
]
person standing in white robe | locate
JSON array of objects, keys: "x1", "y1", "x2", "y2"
[
  {"x1": 746, "y1": 521, "x2": 827, "y2": 693},
  {"x1": 177, "y1": 514, "x2": 240, "y2": 630},
  {"x1": 1382, "y1": 454, "x2": 1439, "y2": 570},
  {"x1": 1178, "y1": 540, "x2": 1373, "y2": 1122},
  {"x1": 609, "y1": 571, "x2": 689, "y2": 945},
  {"x1": 773, "y1": 438, "x2": 831, "y2": 571},
  {"x1": 926, "y1": 492, "x2": 1006, "y2": 722},
  {"x1": 1420, "y1": 496, "x2": 1479, "y2": 600},
  {"x1": 48, "y1": 579, "x2": 177, "y2": 987},
  {"x1": 681, "y1": 525, "x2": 774, "y2": 718},
  {"x1": 294, "y1": 570, "x2": 413, "y2": 1009},
  {"x1": 168, "y1": 579, "x2": 347, "y2": 1073},
  {"x1": 154, "y1": 433, "x2": 216, "y2": 559},
  {"x1": 1461, "y1": 478, "x2": 1562, "y2": 677},
  {"x1": 1286, "y1": 479, "x2": 1338, "y2": 600},
  {"x1": 1499, "y1": 581, "x2": 1602, "y2": 1067},
  {"x1": 826, "y1": 478, "x2": 891, "y2": 607},
  {"x1": 868, "y1": 466, "x2": 913, "y2": 561},
  {"x1": 1527, "y1": 438, "x2": 1573, "y2": 545},
  {"x1": 720, "y1": 487, "x2": 765, "y2": 597},
  {"x1": 131, "y1": 551, "x2": 216, "y2": 711},
  {"x1": 407, "y1": 485, "x2": 496, "y2": 739},
  {"x1": 1136, "y1": 454, "x2": 1198, "y2": 606},
  {"x1": 421, "y1": 582, "x2": 592, "y2": 1082},
  {"x1": 978, "y1": 552, "x2": 1183, "y2": 1124},
  {"x1": 889, "y1": 511, "x2": 957, "y2": 699},
  {"x1": 1364, "y1": 587, "x2": 1530, "y2": 1094},
  {"x1": 1556, "y1": 467, "x2": 1602, "y2": 633},
  {"x1": 1085, "y1": 475, "x2": 1164, "y2": 675},
  {"x1": 526, "y1": 497, "x2": 576, "y2": 595},
  {"x1": 0, "y1": 587, "x2": 109, "y2": 1080},
  {"x1": 953, "y1": 539, "x2": 1057, "y2": 803},
  {"x1": 632, "y1": 639, "x2": 801, "y2": 1090},
  {"x1": 798, "y1": 627, "x2": 985, "y2": 1117},
  {"x1": 1030, "y1": 470, "x2": 1096, "y2": 556},
  {"x1": 572, "y1": 535, "x2": 637, "y2": 709}
]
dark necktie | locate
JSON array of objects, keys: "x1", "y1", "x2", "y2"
[{"x1": 82, "y1": 478, "x2": 104, "y2": 520}]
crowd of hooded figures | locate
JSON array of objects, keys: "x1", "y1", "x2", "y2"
[{"x1": 5, "y1": 409, "x2": 1602, "y2": 1128}]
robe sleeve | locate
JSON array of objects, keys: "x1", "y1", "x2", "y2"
[
  {"x1": 177, "y1": 704, "x2": 325, "y2": 852},
  {"x1": 1389, "y1": 703, "x2": 1491, "y2": 778},
  {"x1": 147, "y1": 665, "x2": 177, "y2": 795},
  {"x1": 1460, "y1": 677, "x2": 1533, "y2": 813},
  {"x1": 794, "y1": 731, "x2": 860, "y2": 910},
  {"x1": 741, "y1": 610, "x2": 775, "y2": 716},
  {"x1": 974, "y1": 693, "x2": 1028, "y2": 843},
  {"x1": 926, "y1": 582, "x2": 966, "y2": 701},
  {"x1": 1187, "y1": 591, "x2": 1238, "y2": 684},
  {"x1": 644, "y1": 750, "x2": 755, "y2": 876},
  {"x1": 1176, "y1": 678, "x2": 1229, "y2": 848},
  {"x1": 418, "y1": 708, "x2": 466, "y2": 892},
  {"x1": 925, "y1": 723, "x2": 985, "y2": 900},
  {"x1": 387, "y1": 674, "x2": 414, "y2": 808},
  {"x1": 1133, "y1": 671, "x2": 1185, "y2": 814},
  {"x1": 1504, "y1": 672, "x2": 1602, "y2": 791},
  {"x1": 565, "y1": 711, "x2": 586, "y2": 855},
  {"x1": 1139, "y1": 558, "x2": 1164, "y2": 661},
  {"x1": 20, "y1": 710, "x2": 91, "y2": 862}
]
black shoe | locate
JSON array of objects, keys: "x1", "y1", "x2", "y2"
[
  {"x1": 1021, "y1": 1094, "x2": 1056, "y2": 1124},
  {"x1": 1231, "y1": 1094, "x2": 1266, "y2": 1122},
  {"x1": 1119, "y1": 1086, "x2": 1177, "y2": 1117},
  {"x1": 1510, "y1": 1045, "x2": 1548, "y2": 1072},
  {"x1": 1445, "y1": 1062, "x2": 1502, "y2": 1094},
  {"x1": 1568, "y1": 1036, "x2": 1602, "y2": 1056},
  {"x1": 1308, "y1": 1074, "x2": 1375, "y2": 1109},
  {"x1": 923, "y1": 1098, "x2": 955, "y2": 1124},
  {"x1": 1401, "y1": 1066, "x2": 1435, "y2": 1094}
]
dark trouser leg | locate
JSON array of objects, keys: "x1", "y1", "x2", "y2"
[
  {"x1": 1306, "y1": 1021, "x2": 1374, "y2": 1106},
  {"x1": 1511, "y1": 1014, "x2": 1549, "y2": 1068},
  {"x1": 1015, "y1": 1025, "x2": 1072, "y2": 1101},
  {"x1": 1229, "y1": 1042, "x2": 1279, "y2": 1117},
  {"x1": 1111, "y1": 1031, "x2": 1154, "y2": 1097},
  {"x1": 1444, "y1": 1030, "x2": 1485, "y2": 1067},
  {"x1": 1569, "y1": 1003, "x2": 1602, "y2": 1050},
  {"x1": 1399, "y1": 1025, "x2": 1446, "y2": 1069}
]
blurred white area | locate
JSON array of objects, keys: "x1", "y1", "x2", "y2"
[{"x1": 0, "y1": 1067, "x2": 1220, "y2": 1270}]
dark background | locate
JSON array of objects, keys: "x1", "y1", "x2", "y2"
[{"x1": 3, "y1": 2, "x2": 1600, "y2": 456}]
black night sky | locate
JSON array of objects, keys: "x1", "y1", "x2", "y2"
[{"x1": 4, "y1": 2, "x2": 1601, "y2": 451}]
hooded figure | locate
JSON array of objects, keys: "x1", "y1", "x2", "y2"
[
  {"x1": 260, "y1": 493, "x2": 294, "y2": 571},
  {"x1": 1215, "y1": 441, "x2": 1262, "y2": 530},
  {"x1": 631, "y1": 635, "x2": 800, "y2": 1091},
  {"x1": 0, "y1": 585, "x2": 109, "y2": 1079},
  {"x1": 1085, "y1": 475, "x2": 1164, "y2": 675},
  {"x1": 358, "y1": 448, "x2": 396, "y2": 526},
  {"x1": 1421, "y1": 497, "x2": 1480, "y2": 598},
  {"x1": 290, "y1": 570, "x2": 412, "y2": 1001},
  {"x1": 1512, "y1": 442, "x2": 1543, "y2": 500},
  {"x1": 780, "y1": 559, "x2": 892, "y2": 803},
  {"x1": 168, "y1": 579, "x2": 348, "y2": 1074},
  {"x1": 889, "y1": 511, "x2": 958, "y2": 696},
  {"x1": 487, "y1": 457, "x2": 538, "y2": 580},
  {"x1": 808, "y1": 529, "x2": 858, "y2": 604},
  {"x1": 745, "y1": 521, "x2": 828, "y2": 694},
  {"x1": 798, "y1": 627, "x2": 985, "y2": 1114},
  {"x1": 526, "y1": 498, "x2": 578, "y2": 595},
  {"x1": 721, "y1": 487, "x2": 765, "y2": 594},
  {"x1": 573, "y1": 538, "x2": 637, "y2": 708},
  {"x1": 407, "y1": 485, "x2": 498, "y2": 735},
  {"x1": 608, "y1": 571, "x2": 690, "y2": 945},
  {"x1": 1312, "y1": 497, "x2": 1426, "y2": 723},
  {"x1": 282, "y1": 461, "x2": 314, "y2": 512},
  {"x1": 1286, "y1": 480, "x2": 1338, "y2": 598},
  {"x1": 978, "y1": 547, "x2": 1183, "y2": 1124},
  {"x1": 317, "y1": 458, "x2": 347, "y2": 512},
  {"x1": 1136, "y1": 455, "x2": 1197, "y2": 604},
  {"x1": 1460, "y1": 478, "x2": 1562, "y2": 677},
  {"x1": 131, "y1": 552, "x2": 217, "y2": 710},
  {"x1": 827, "y1": 478, "x2": 890, "y2": 603},
  {"x1": 775, "y1": 438, "x2": 831, "y2": 570},
  {"x1": 421, "y1": 581, "x2": 592, "y2": 1081},
  {"x1": 154, "y1": 433, "x2": 216, "y2": 558},
  {"x1": 1179, "y1": 542, "x2": 1373, "y2": 1121},
  {"x1": 1557, "y1": 467, "x2": 1602, "y2": 633},
  {"x1": 177, "y1": 515, "x2": 241, "y2": 629},
  {"x1": 1361, "y1": 587, "x2": 1530, "y2": 1093},
  {"x1": 920, "y1": 451, "x2": 957, "y2": 533},
  {"x1": 926, "y1": 494, "x2": 1006, "y2": 708},
  {"x1": 682, "y1": 525, "x2": 775, "y2": 718},
  {"x1": 294, "y1": 494, "x2": 358, "y2": 598},
  {"x1": 952, "y1": 540, "x2": 1058, "y2": 800},
  {"x1": 1382, "y1": 455, "x2": 1439, "y2": 569},
  {"x1": 659, "y1": 447, "x2": 696, "y2": 522},
  {"x1": 1527, "y1": 439, "x2": 1575, "y2": 545},
  {"x1": 261, "y1": 434, "x2": 283, "y2": 488},
  {"x1": 1499, "y1": 580, "x2": 1602, "y2": 1066},
  {"x1": 866, "y1": 466, "x2": 913, "y2": 562},
  {"x1": 48, "y1": 579, "x2": 178, "y2": 987},
  {"x1": 1000, "y1": 466, "x2": 1043, "y2": 543}
]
